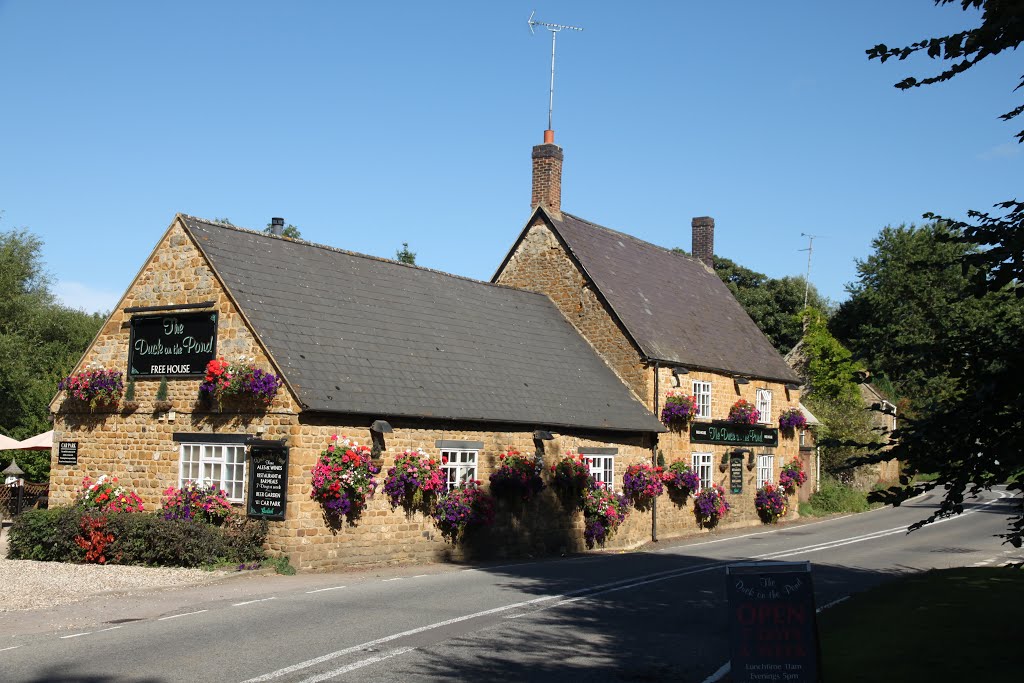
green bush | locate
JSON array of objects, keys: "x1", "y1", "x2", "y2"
[
  {"x1": 6, "y1": 507, "x2": 268, "y2": 567},
  {"x1": 807, "y1": 482, "x2": 873, "y2": 515}
]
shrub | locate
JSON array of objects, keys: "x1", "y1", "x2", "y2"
[
  {"x1": 7, "y1": 507, "x2": 88, "y2": 562},
  {"x1": 807, "y1": 482, "x2": 873, "y2": 514},
  {"x1": 215, "y1": 513, "x2": 268, "y2": 563},
  {"x1": 75, "y1": 514, "x2": 115, "y2": 563},
  {"x1": 489, "y1": 450, "x2": 544, "y2": 501},
  {"x1": 383, "y1": 448, "x2": 446, "y2": 510}
]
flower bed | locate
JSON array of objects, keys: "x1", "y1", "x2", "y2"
[
  {"x1": 160, "y1": 482, "x2": 232, "y2": 524},
  {"x1": 310, "y1": 435, "x2": 380, "y2": 518},
  {"x1": 59, "y1": 367, "x2": 124, "y2": 411},
  {"x1": 779, "y1": 458, "x2": 808, "y2": 494},
  {"x1": 727, "y1": 399, "x2": 760, "y2": 425},
  {"x1": 622, "y1": 463, "x2": 664, "y2": 507},
  {"x1": 755, "y1": 483, "x2": 788, "y2": 524},
  {"x1": 383, "y1": 449, "x2": 446, "y2": 510},
  {"x1": 199, "y1": 357, "x2": 282, "y2": 409},
  {"x1": 779, "y1": 407, "x2": 807, "y2": 431},
  {"x1": 693, "y1": 484, "x2": 730, "y2": 527},
  {"x1": 432, "y1": 482, "x2": 495, "y2": 543},
  {"x1": 75, "y1": 475, "x2": 144, "y2": 513},
  {"x1": 582, "y1": 484, "x2": 629, "y2": 548},
  {"x1": 489, "y1": 450, "x2": 544, "y2": 501},
  {"x1": 550, "y1": 452, "x2": 592, "y2": 497},
  {"x1": 661, "y1": 391, "x2": 698, "y2": 431},
  {"x1": 662, "y1": 461, "x2": 701, "y2": 498}
]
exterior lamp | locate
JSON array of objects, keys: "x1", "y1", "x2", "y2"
[
  {"x1": 369, "y1": 419, "x2": 393, "y2": 459},
  {"x1": 671, "y1": 367, "x2": 688, "y2": 387},
  {"x1": 533, "y1": 429, "x2": 554, "y2": 467},
  {"x1": 734, "y1": 377, "x2": 750, "y2": 385}
]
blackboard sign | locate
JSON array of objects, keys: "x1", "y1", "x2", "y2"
[
  {"x1": 729, "y1": 452, "x2": 745, "y2": 494},
  {"x1": 128, "y1": 312, "x2": 218, "y2": 378},
  {"x1": 58, "y1": 441, "x2": 78, "y2": 466},
  {"x1": 247, "y1": 441, "x2": 288, "y2": 521},
  {"x1": 726, "y1": 562, "x2": 820, "y2": 683},
  {"x1": 691, "y1": 421, "x2": 778, "y2": 447}
]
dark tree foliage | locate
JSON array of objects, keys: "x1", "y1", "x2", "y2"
[
  {"x1": 0, "y1": 223, "x2": 104, "y2": 481},
  {"x1": 867, "y1": 0, "x2": 1024, "y2": 143},
  {"x1": 395, "y1": 242, "x2": 417, "y2": 265},
  {"x1": 863, "y1": 1, "x2": 1024, "y2": 545}
]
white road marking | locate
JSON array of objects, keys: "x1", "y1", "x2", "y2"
[
  {"x1": 159, "y1": 610, "x2": 209, "y2": 620},
  {"x1": 233, "y1": 597, "x2": 277, "y2": 607},
  {"x1": 412, "y1": 574, "x2": 428, "y2": 578},
  {"x1": 295, "y1": 647, "x2": 415, "y2": 683},
  {"x1": 96, "y1": 626, "x2": 124, "y2": 633},
  {"x1": 381, "y1": 578, "x2": 402, "y2": 582},
  {"x1": 817, "y1": 596, "x2": 850, "y2": 612},
  {"x1": 0, "y1": 645, "x2": 23, "y2": 652},
  {"x1": 59, "y1": 632, "x2": 91, "y2": 639},
  {"x1": 306, "y1": 586, "x2": 347, "y2": 594}
]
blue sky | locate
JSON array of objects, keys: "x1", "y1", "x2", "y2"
[{"x1": 1, "y1": 1, "x2": 1020, "y2": 313}]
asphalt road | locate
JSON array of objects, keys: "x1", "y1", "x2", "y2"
[{"x1": 1, "y1": 487, "x2": 1020, "y2": 683}]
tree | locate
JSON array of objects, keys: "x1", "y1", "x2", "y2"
[
  {"x1": 0, "y1": 223, "x2": 104, "y2": 480},
  {"x1": 864, "y1": 1, "x2": 1024, "y2": 545},
  {"x1": 264, "y1": 221, "x2": 302, "y2": 239},
  {"x1": 395, "y1": 242, "x2": 416, "y2": 265},
  {"x1": 672, "y1": 249, "x2": 830, "y2": 354}
]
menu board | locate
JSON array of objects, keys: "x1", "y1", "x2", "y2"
[
  {"x1": 730, "y1": 452, "x2": 745, "y2": 495},
  {"x1": 246, "y1": 441, "x2": 288, "y2": 521},
  {"x1": 726, "y1": 562, "x2": 820, "y2": 683}
]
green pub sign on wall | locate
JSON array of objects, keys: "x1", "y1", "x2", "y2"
[
  {"x1": 128, "y1": 312, "x2": 218, "y2": 378},
  {"x1": 690, "y1": 421, "x2": 779, "y2": 447}
]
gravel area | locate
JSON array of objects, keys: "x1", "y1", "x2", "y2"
[{"x1": 0, "y1": 527, "x2": 227, "y2": 612}]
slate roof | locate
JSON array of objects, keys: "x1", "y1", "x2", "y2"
[
  {"x1": 498, "y1": 209, "x2": 799, "y2": 384},
  {"x1": 179, "y1": 216, "x2": 664, "y2": 433}
]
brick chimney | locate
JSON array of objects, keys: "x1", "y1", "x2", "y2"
[
  {"x1": 531, "y1": 129, "x2": 563, "y2": 214},
  {"x1": 692, "y1": 216, "x2": 714, "y2": 269}
]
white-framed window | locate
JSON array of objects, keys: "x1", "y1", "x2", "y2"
[
  {"x1": 692, "y1": 381, "x2": 712, "y2": 420},
  {"x1": 756, "y1": 388, "x2": 772, "y2": 424},
  {"x1": 799, "y1": 430, "x2": 807, "y2": 448},
  {"x1": 179, "y1": 443, "x2": 246, "y2": 502},
  {"x1": 692, "y1": 452, "x2": 713, "y2": 491},
  {"x1": 757, "y1": 453, "x2": 775, "y2": 489},
  {"x1": 584, "y1": 455, "x2": 615, "y2": 491},
  {"x1": 440, "y1": 449, "x2": 478, "y2": 491}
]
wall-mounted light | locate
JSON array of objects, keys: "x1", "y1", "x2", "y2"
[
  {"x1": 785, "y1": 383, "x2": 800, "y2": 391},
  {"x1": 370, "y1": 419, "x2": 392, "y2": 458},
  {"x1": 671, "y1": 367, "x2": 689, "y2": 387},
  {"x1": 371, "y1": 420, "x2": 393, "y2": 433},
  {"x1": 734, "y1": 377, "x2": 750, "y2": 385},
  {"x1": 533, "y1": 430, "x2": 554, "y2": 441},
  {"x1": 533, "y1": 430, "x2": 554, "y2": 467}
]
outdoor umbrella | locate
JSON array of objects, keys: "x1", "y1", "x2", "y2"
[
  {"x1": 16, "y1": 430, "x2": 53, "y2": 450},
  {"x1": 0, "y1": 434, "x2": 21, "y2": 450}
]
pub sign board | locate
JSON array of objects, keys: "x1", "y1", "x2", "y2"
[
  {"x1": 58, "y1": 441, "x2": 79, "y2": 466},
  {"x1": 726, "y1": 561, "x2": 820, "y2": 683},
  {"x1": 246, "y1": 440, "x2": 288, "y2": 521},
  {"x1": 729, "y1": 452, "x2": 745, "y2": 495},
  {"x1": 691, "y1": 421, "x2": 778, "y2": 448},
  {"x1": 128, "y1": 312, "x2": 218, "y2": 378}
]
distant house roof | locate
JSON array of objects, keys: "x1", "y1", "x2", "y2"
[
  {"x1": 496, "y1": 208, "x2": 799, "y2": 384},
  {"x1": 180, "y1": 216, "x2": 664, "y2": 433},
  {"x1": 798, "y1": 403, "x2": 821, "y2": 426}
]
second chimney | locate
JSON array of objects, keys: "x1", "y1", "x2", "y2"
[
  {"x1": 270, "y1": 217, "x2": 285, "y2": 236},
  {"x1": 531, "y1": 130, "x2": 563, "y2": 215},
  {"x1": 692, "y1": 216, "x2": 714, "y2": 269}
]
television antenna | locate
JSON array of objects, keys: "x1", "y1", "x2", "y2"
[
  {"x1": 798, "y1": 233, "x2": 821, "y2": 311},
  {"x1": 528, "y1": 11, "x2": 583, "y2": 133}
]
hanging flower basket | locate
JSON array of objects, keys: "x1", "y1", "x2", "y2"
[
  {"x1": 59, "y1": 367, "x2": 124, "y2": 411},
  {"x1": 779, "y1": 407, "x2": 807, "y2": 431},
  {"x1": 727, "y1": 399, "x2": 760, "y2": 425},
  {"x1": 382, "y1": 448, "x2": 446, "y2": 511},
  {"x1": 582, "y1": 483, "x2": 630, "y2": 548},
  {"x1": 622, "y1": 463, "x2": 664, "y2": 509},
  {"x1": 489, "y1": 450, "x2": 544, "y2": 502},
  {"x1": 550, "y1": 452, "x2": 592, "y2": 498},
  {"x1": 660, "y1": 392, "x2": 698, "y2": 431},
  {"x1": 432, "y1": 481, "x2": 495, "y2": 544},
  {"x1": 755, "y1": 483, "x2": 788, "y2": 524},
  {"x1": 199, "y1": 357, "x2": 282, "y2": 410},
  {"x1": 662, "y1": 461, "x2": 701, "y2": 500},
  {"x1": 310, "y1": 435, "x2": 380, "y2": 519},
  {"x1": 779, "y1": 458, "x2": 808, "y2": 494},
  {"x1": 693, "y1": 484, "x2": 730, "y2": 528}
]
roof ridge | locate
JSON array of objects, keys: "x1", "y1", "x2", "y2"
[
  {"x1": 179, "y1": 214, "x2": 538, "y2": 296},
  {"x1": 560, "y1": 211, "x2": 704, "y2": 266}
]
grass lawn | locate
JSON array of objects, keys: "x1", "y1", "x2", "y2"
[{"x1": 817, "y1": 567, "x2": 1023, "y2": 682}]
